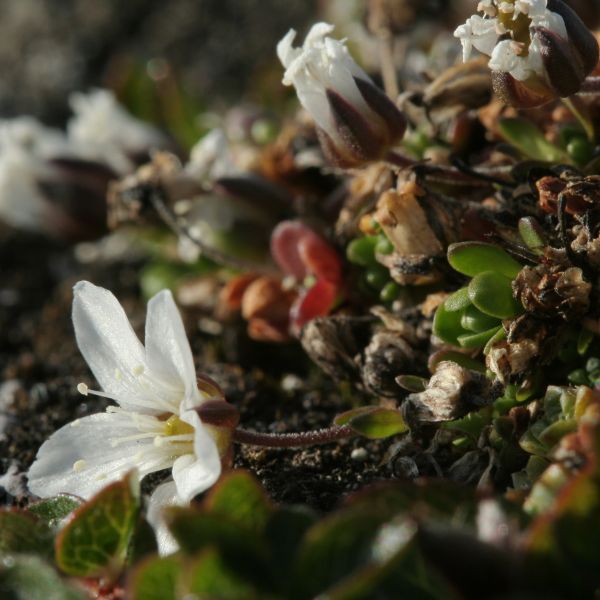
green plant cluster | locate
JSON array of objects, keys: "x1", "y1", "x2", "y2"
[{"x1": 433, "y1": 242, "x2": 523, "y2": 351}]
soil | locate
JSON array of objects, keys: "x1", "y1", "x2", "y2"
[{"x1": 0, "y1": 226, "x2": 397, "y2": 513}]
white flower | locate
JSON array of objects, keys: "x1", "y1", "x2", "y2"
[
  {"x1": 27, "y1": 281, "x2": 222, "y2": 555},
  {"x1": 277, "y1": 22, "x2": 406, "y2": 166},
  {"x1": 185, "y1": 129, "x2": 236, "y2": 183},
  {"x1": 454, "y1": 0, "x2": 567, "y2": 82},
  {"x1": 68, "y1": 89, "x2": 166, "y2": 174}
]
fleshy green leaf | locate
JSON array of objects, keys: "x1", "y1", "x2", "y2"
[
  {"x1": 428, "y1": 350, "x2": 486, "y2": 373},
  {"x1": 443, "y1": 287, "x2": 471, "y2": 312},
  {"x1": 457, "y1": 326, "x2": 502, "y2": 349},
  {"x1": 447, "y1": 242, "x2": 522, "y2": 279},
  {"x1": 396, "y1": 375, "x2": 428, "y2": 393},
  {"x1": 518, "y1": 217, "x2": 546, "y2": 255},
  {"x1": 498, "y1": 118, "x2": 571, "y2": 163},
  {"x1": 432, "y1": 303, "x2": 465, "y2": 346},
  {"x1": 0, "y1": 555, "x2": 86, "y2": 600},
  {"x1": 128, "y1": 555, "x2": 179, "y2": 600},
  {"x1": 0, "y1": 510, "x2": 54, "y2": 558},
  {"x1": 55, "y1": 471, "x2": 140, "y2": 579},
  {"x1": 28, "y1": 495, "x2": 83, "y2": 529},
  {"x1": 334, "y1": 406, "x2": 382, "y2": 426},
  {"x1": 468, "y1": 271, "x2": 522, "y2": 319},
  {"x1": 460, "y1": 304, "x2": 500, "y2": 333}
]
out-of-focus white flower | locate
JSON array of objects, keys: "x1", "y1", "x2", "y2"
[
  {"x1": 277, "y1": 22, "x2": 406, "y2": 167},
  {"x1": 185, "y1": 129, "x2": 236, "y2": 183},
  {"x1": 68, "y1": 89, "x2": 166, "y2": 174},
  {"x1": 27, "y1": 281, "x2": 223, "y2": 555},
  {"x1": 454, "y1": 0, "x2": 599, "y2": 106}
]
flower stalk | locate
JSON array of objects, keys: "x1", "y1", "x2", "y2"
[{"x1": 232, "y1": 425, "x2": 355, "y2": 448}]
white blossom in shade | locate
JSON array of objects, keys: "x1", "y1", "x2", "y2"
[
  {"x1": 27, "y1": 281, "x2": 222, "y2": 555},
  {"x1": 277, "y1": 22, "x2": 374, "y2": 140},
  {"x1": 185, "y1": 129, "x2": 237, "y2": 183},
  {"x1": 68, "y1": 89, "x2": 166, "y2": 174},
  {"x1": 0, "y1": 118, "x2": 72, "y2": 232},
  {"x1": 277, "y1": 22, "x2": 406, "y2": 166},
  {"x1": 454, "y1": 0, "x2": 567, "y2": 82}
]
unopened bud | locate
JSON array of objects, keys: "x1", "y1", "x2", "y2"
[{"x1": 277, "y1": 22, "x2": 406, "y2": 167}]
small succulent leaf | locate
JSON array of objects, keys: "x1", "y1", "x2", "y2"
[
  {"x1": 0, "y1": 555, "x2": 86, "y2": 600},
  {"x1": 347, "y1": 408, "x2": 408, "y2": 439},
  {"x1": 28, "y1": 495, "x2": 83, "y2": 529},
  {"x1": 428, "y1": 350, "x2": 486, "y2": 373},
  {"x1": 518, "y1": 217, "x2": 546, "y2": 254},
  {"x1": 55, "y1": 471, "x2": 140, "y2": 578},
  {"x1": 457, "y1": 326, "x2": 502, "y2": 349},
  {"x1": 432, "y1": 303, "x2": 465, "y2": 346},
  {"x1": 498, "y1": 118, "x2": 571, "y2": 163},
  {"x1": 460, "y1": 304, "x2": 500, "y2": 333},
  {"x1": 468, "y1": 272, "x2": 522, "y2": 319},
  {"x1": 204, "y1": 470, "x2": 271, "y2": 535},
  {"x1": 443, "y1": 287, "x2": 471, "y2": 312},
  {"x1": 396, "y1": 375, "x2": 428, "y2": 393},
  {"x1": 0, "y1": 510, "x2": 54, "y2": 558},
  {"x1": 483, "y1": 327, "x2": 507, "y2": 355},
  {"x1": 447, "y1": 242, "x2": 522, "y2": 278}
]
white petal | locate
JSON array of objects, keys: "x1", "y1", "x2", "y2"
[
  {"x1": 27, "y1": 412, "x2": 170, "y2": 499},
  {"x1": 72, "y1": 281, "x2": 164, "y2": 414},
  {"x1": 171, "y1": 410, "x2": 221, "y2": 502},
  {"x1": 277, "y1": 29, "x2": 300, "y2": 69},
  {"x1": 145, "y1": 289, "x2": 200, "y2": 409},
  {"x1": 146, "y1": 480, "x2": 186, "y2": 556}
]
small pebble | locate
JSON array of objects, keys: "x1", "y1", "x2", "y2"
[{"x1": 351, "y1": 447, "x2": 368, "y2": 462}]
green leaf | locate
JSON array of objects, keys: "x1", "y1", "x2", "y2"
[
  {"x1": 447, "y1": 242, "x2": 522, "y2": 278},
  {"x1": 0, "y1": 510, "x2": 54, "y2": 558},
  {"x1": 457, "y1": 326, "x2": 502, "y2": 349},
  {"x1": 498, "y1": 118, "x2": 571, "y2": 163},
  {"x1": 518, "y1": 217, "x2": 546, "y2": 255},
  {"x1": 334, "y1": 406, "x2": 382, "y2": 426},
  {"x1": 428, "y1": 350, "x2": 486, "y2": 373},
  {"x1": 460, "y1": 304, "x2": 500, "y2": 333},
  {"x1": 129, "y1": 550, "x2": 262, "y2": 600},
  {"x1": 343, "y1": 408, "x2": 408, "y2": 439},
  {"x1": 55, "y1": 471, "x2": 140, "y2": 579},
  {"x1": 577, "y1": 328, "x2": 595, "y2": 356},
  {"x1": 128, "y1": 555, "x2": 179, "y2": 600},
  {"x1": 432, "y1": 303, "x2": 465, "y2": 346},
  {"x1": 0, "y1": 555, "x2": 86, "y2": 600},
  {"x1": 443, "y1": 287, "x2": 471, "y2": 312},
  {"x1": 483, "y1": 327, "x2": 507, "y2": 355},
  {"x1": 205, "y1": 470, "x2": 271, "y2": 535},
  {"x1": 468, "y1": 271, "x2": 522, "y2": 319},
  {"x1": 28, "y1": 495, "x2": 83, "y2": 529},
  {"x1": 396, "y1": 375, "x2": 428, "y2": 393}
]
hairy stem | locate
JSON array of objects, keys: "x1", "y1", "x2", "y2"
[{"x1": 233, "y1": 425, "x2": 355, "y2": 448}]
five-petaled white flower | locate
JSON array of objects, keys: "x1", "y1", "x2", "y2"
[
  {"x1": 277, "y1": 22, "x2": 405, "y2": 167},
  {"x1": 27, "y1": 281, "x2": 222, "y2": 554}
]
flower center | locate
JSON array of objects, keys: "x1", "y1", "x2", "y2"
[
  {"x1": 163, "y1": 415, "x2": 195, "y2": 437},
  {"x1": 496, "y1": 1, "x2": 532, "y2": 54}
]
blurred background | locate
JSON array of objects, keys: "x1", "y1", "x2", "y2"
[{"x1": 2, "y1": 0, "x2": 599, "y2": 136}]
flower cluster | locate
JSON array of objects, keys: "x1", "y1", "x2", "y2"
[{"x1": 455, "y1": 0, "x2": 599, "y2": 106}]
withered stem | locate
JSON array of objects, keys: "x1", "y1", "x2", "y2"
[
  {"x1": 377, "y1": 30, "x2": 400, "y2": 99},
  {"x1": 233, "y1": 425, "x2": 355, "y2": 448}
]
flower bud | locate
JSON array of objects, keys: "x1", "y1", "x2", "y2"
[
  {"x1": 455, "y1": 0, "x2": 599, "y2": 108},
  {"x1": 277, "y1": 22, "x2": 406, "y2": 167}
]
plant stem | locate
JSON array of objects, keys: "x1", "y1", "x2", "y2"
[
  {"x1": 562, "y1": 96, "x2": 595, "y2": 142},
  {"x1": 385, "y1": 150, "x2": 418, "y2": 169},
  {"x1": 233, "y1": 425, "x2": 355, "y2": 448}
]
